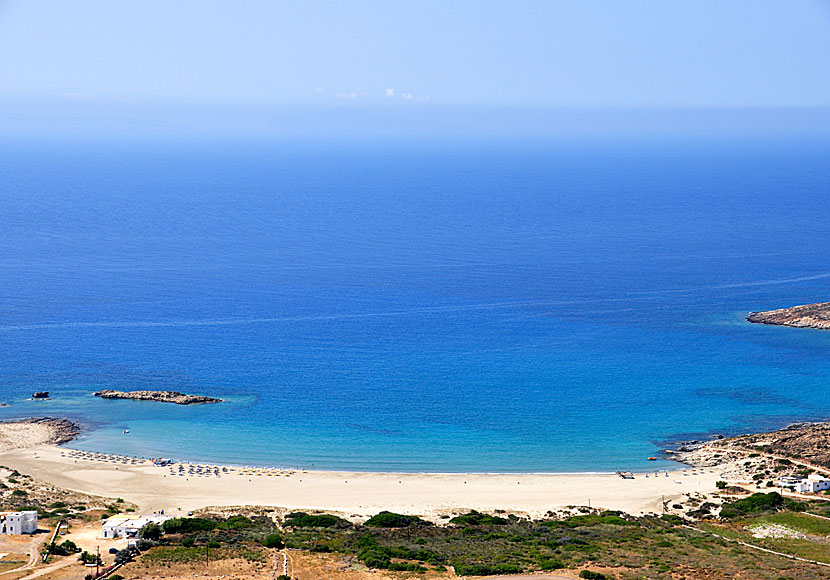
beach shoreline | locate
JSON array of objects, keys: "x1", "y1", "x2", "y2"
[{"x1": 0, "y1": 417, "x2": 726, "y2": 520}]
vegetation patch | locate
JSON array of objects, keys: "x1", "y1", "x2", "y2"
[
  {"x1": 745, "y1": 512, "x2": 830, "y2": 536},
  {"x1": 284, "y1": 512, "x2": 350, "y2": 528},
  {"x1": 162, "y1": 517, "x2": 218, "y2": 533},
  {"x1": 449, "y1": 510, "x2": 509, "y2": 526},
  {"x1": 365, "y1": 511, "x2": 428, "y2": 528},
  {"x1": 719, "y1": 492, "x2": 807, "y2": 520}
]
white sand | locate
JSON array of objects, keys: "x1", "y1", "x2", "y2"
[
  {"x1": 0, "y1": 443, "x2": 725, "y2": 518},
  {"x1": 0, "y1": 422, "x2": 65, "y2": 452}
]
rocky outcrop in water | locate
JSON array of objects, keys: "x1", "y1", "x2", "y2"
[
  {"x1": 747, "y1": 302, "x2": 830, "y2": 330},
  {"x1": 94, "y1": 390, "x2": 223, "y2": 405}
]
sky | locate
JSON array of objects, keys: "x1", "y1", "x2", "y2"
[{"x1": 1, "y1": 1, "x2": 829, "y2": 136}]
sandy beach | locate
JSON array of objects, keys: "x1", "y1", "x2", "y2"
[{"x1": 0, "y1": 420, "x2": 725, "y2": 519}]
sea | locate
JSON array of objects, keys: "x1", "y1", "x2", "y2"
[{"x1": 0, "y1": 134, "x2": 829, "y2": 473}]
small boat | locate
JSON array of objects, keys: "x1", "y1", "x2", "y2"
[
  {"x1": 647, "y1": 456, "x2": 657, "y2": 461},
  {"x1": 123, "y1": 429, "x2": 130, "y2": 434}
]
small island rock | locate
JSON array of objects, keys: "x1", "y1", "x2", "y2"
[{"x1": 94, "y1": 390, "x2": 223, "y2": 405}]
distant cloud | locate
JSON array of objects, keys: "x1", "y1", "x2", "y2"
[
  {"x1": 401, "y1": 92, "x2": 413, "y2": 101},
  {"x1": 336, "y1": 91, "x2": 368, "y2": 99},
  {"x1": 385, "y1": 88, "x2": 395, "y2": 97},
  {"x1": 313, "y1": 87, "x2": 324, "y2": 93}
]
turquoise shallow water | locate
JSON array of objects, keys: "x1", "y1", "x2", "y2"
[{"x1": 0, "y1": 136, "x2": 829, "y2": 472}]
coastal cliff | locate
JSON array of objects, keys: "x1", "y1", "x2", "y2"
[
  {"x1": 746, "y1": 301, "x2": 830, "y2": 330},
  {"x1": 94, "y1": 390, "x2": 223, "y2": 405}
]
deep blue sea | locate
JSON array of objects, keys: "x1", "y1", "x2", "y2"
[{"x1": 1, "y1": 135, "x2": 829, "y2": 472}]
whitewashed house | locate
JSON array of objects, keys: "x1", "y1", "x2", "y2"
[
  {"x1": 795, "y1": 474, "x2": 830, "y2": 494},
  {"x1": 777, "y1": 475, "x2": 801, "y2": 488},
  {"x1": 0, "y1": 511, "x2": 38, "y2": 534},
  {"x1": 102, "y1": 514, "x2": 171, "y2": 539}
]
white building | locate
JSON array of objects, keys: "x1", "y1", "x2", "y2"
[
  {"x1": 795, "y1": 474, "x2": 830, "y2": 494},
  {"x1": 0, "y1": 511, "x2": 38, "y2": 535},
  {"x1": 102, "y1": 514, "x2": 172, "y2": 539},
  {"x1": 778, "y1": 475, "x2": 801, "y2": 488}
]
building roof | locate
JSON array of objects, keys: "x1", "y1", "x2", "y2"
[{"x1": 103, "y1": 514, "x2": 171, "y2": 529}]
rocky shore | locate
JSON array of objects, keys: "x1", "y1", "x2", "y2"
[
  {"x1": 747, "y1": 301, "x2": 830, "y2": 329},
  {"x1": 0, "y1": 417, "x2": 81, "y2": 451},
  {"x1": 94, "y1": 389, "x2": 223, "y2": 405},
  {"x1": 31, "y1": 417, "x2": 82, "y2": 444},
  {"x1": 665, "y1": 421, "x2": 830, "y2": 481}
]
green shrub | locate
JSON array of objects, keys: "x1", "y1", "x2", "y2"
[
  {"x1": 449, "y1": 510, "x2": 509, "y2": 526},
  {"x1": 135, "y1": 539, "x2": 157, "y2": 551},
  {"x1": 353, "y1": 534, "x2": 433, "y2": 569},
  {"x1": 579, "y1": 571, "x2": 607, "y2": 580},
  {"x1": 388, "y1": 562, "x2": 427, "y2": 572},
  {"x1": 719, "y1": 492, "x2": 806, "y2": 519},
  {"x1": 453, "y1": 563, "x2": 522, "y2": 576},
  {"x1": 141, "y1": 523, "x2": 162, "y2": 540},
  {"x1": 564, "y1": 514, "x2": 629, "y2": 527},
  {"x1": 48, "y1": 540, "x2": 78, "y2": 556},
  {"x1": 365, "y1": 511, "x2": 426, "y2": 528},
  {"x1": 358, "y1": 545, "x2": 390, "y2": 569},
  {"x1": 284, "y1": 512, "x2": 348, "y2": 528},
  {"x1": 162, "y1": 517, "x2": 217, "y2": 534},
  {"x1": 218, "y1": 515, "x2": 253, "y2": 530},
  {"x1": 79, "y1": 551, "x2": 101, "y2": 565},
  {"x1": 538, "y1": 557, "x2": 565, "y2": 570},
  {"x1": 263, "y1": 533, "x2": 284, "y2": 549}
]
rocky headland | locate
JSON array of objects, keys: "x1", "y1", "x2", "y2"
[
  {"x1": 94, "y1": 390, "x2": 223, "y2": 405},
  {"x1": 0, "y1": 417, "x2": 81, "y2": 451},
  {"x1": 747, "y1": 301, "x2": 830, "y2": 329},
  {"x1": 667, "y1": 421, "x2": 830, "y2": 479}
]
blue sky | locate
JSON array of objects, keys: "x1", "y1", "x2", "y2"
[
  {"x1": 2, "y1": 0, "x2": 829, "y2": 107},
  {"x1": 1, "y1": 1, "x2": 829, "y2": 136}
]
